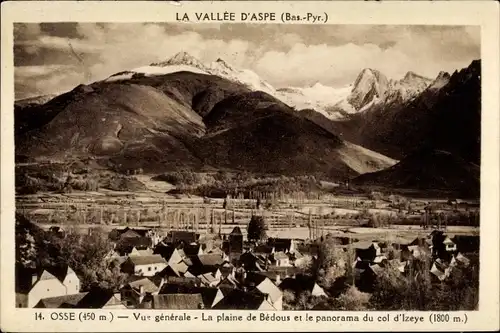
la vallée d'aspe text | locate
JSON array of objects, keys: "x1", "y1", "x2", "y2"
[{"x1": 176, "y1": 11, "x2": 328, "y2": 23}]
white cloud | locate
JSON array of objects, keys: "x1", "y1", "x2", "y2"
[{"x1": 15, "y1": 23, "x2": 480, "y2": 98}]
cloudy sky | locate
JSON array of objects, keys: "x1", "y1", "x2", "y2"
[{"x1": 14, "y1": 23, "x2": 480, "y2": 99}]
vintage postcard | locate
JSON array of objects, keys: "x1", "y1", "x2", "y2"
[{"x1": 1, "y1": 1, "x2": 499, "y2": 332}]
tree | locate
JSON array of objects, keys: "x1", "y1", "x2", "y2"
[
  {"x1": 311, "y1": 237, "x2": 347, "y2": 289},
  {"x1": 247, "y1": 215, "x2": 267, "y2": 242}
]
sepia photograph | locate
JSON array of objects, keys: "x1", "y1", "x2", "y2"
[{"x1": 12, "y1": 21, "x2": 483, "y2": 312}]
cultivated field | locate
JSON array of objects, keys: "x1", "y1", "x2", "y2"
[{"x1": 17, "y1": 188, "x2": 480, "y2": 244}]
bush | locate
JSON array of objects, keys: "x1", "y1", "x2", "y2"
[{"x1": 335, "y1": 286, "x2": 371, "y2": 310}]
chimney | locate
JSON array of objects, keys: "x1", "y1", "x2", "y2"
[
  {"x1": 275, "y1": 274, "x2": 281, "y2": 285},
  {"x1": 31, "y1": 273, "x2": 38, "y2": 286},
  {"x1": 139, "y1": 285, "x2": 145, "y2": 295}
]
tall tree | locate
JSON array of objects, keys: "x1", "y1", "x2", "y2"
[{"x1": 247, "y1": 215, "x2": 267, "y2": 242}]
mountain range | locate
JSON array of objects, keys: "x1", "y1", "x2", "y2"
[{"x1": 14, "y1": 52, "x2": 481, "y2": 196}]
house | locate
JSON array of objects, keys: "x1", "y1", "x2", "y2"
[
  {"x1": 407, "y1": 245, "x2": 430, "y2": 259},
  {"x1": 16, "y1": 265, "x2": 81, "y2": 308},
  {"x1": 278, "y1": 274, "x2": 327, "y2": 298},
  {"x1": 197, "y1": 271, "x2": 222, "y2": 287},
  {"x1": 354, "y1": 243, "x2": 378, "y2": 262},
  {"x1": 152, "y1": 294, "x2": 205, "y2": 309},
  {"x1": 194, "y1": 253, "x2": 226, "y2": 267},
  {"x1": 159, "y1": 285, "x2": 224, "y2": 308},
  {"x1": 212, "y1": 289, "x2": 275, "y2": 310},
  {"x1": 184, "y1": 264, "x2": 222, "y2": 287},
  {"x1": 48, "y1": 226, "x2": 65, "y2": 238},
  {"x1": 130, "y1": 247, "x2": 154, "y2": 257},
  {"x1": 450, "y1": 253, "x2": 471, "y2": 268},
  {"x1": 115, "y1": 237, "x2": 152, "y2": 256},
  {"x1": 239, "y1": 252, "x2": 266, "y2": 272},
  {"x1": 271, "y1": 251, "x2": 291, "y2": 267},
  {"x1": 77, "y1": 287, "x2": 128, "y2": 309},
  {"x1": 443, "y1": 236, "x2": 457, "y2": 252},
  {"x1": 267, "y1": 238, "x2": 296, "y2": 253},
  {"x1": 256, "y1": 266, "x2": 301, "y2": 285},
  {"x1": 34, "y1": 292, "x2": 88, "y2": 308},
  {"x1": 159, "y1": 276, "x2": 202, "y2": 293},
  {"x1": 121, "y1": 255, "x2": 168, "y2": 277},
  {"x1": 164, "y1": 231, "x2": 199, "y2": 246},
  {"x1": 244, "y1": 272, "x2": 283, "y2": 310},
  {"x1": 121, "y1": 277, "x2": 165, "y2": 307},
  {"x1": 217, "y1": 274, "x2": 240, "y2": 289},
  {"x1": 430, "y1": 262, "x2": 451, "y2": 281}
]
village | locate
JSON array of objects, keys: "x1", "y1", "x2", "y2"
[{"x1": 16, "y1": 208, "x2": 479, "y2": 310}]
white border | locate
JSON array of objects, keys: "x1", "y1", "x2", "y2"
[{"x1": 1, "y1": 1, "x2": 499, "y2": 332}]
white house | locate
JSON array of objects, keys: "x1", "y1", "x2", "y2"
[
  {"x1": 16, "y1": 266, "x2": 81, "y2": 308},
  {"x1": 272, "y1": 252, "x2": 291, "y2": 267},
  {"x1": 122, "y1": 255, "x2": 168, "y2": 277},
  {"x1": 443, "y1": 237, "x2": 457, "y2": 252}
]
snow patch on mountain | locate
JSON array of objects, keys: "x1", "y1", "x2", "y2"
[{"x1": 276, "y1": 83, "x2": 353, "y2": 119}]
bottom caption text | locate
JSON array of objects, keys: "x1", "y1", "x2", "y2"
[{"x1": 35, "y1": 311, "x2": 468, "y2": 325}]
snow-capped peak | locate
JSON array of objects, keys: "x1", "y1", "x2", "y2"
[
  {"x1": 428, "y1": 71, "x2": 451, "y2": 90},
  {"x1": 348, "y1": 68, "x2": 389, "y2": 110},
  {"x1": 152, "y1": 51, "x2": 206, "y2": 69}
]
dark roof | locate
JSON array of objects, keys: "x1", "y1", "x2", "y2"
[
  {"x1": 154, "y1": 244, "x2": 177, "y2": 260},
  {"x1": 152, "y1": 294, "x2": 204, "y2": 309},
  {"x1": 165, "y1": 231, "x2": 199, "y2": 244},
  {"x1": 157, "y1": 265, "x2": 182, "y2": 278},
  {"x1": 355, "y1": 247, "x2": 377, "y2": 262},
  {"x1": 278, "y1": 274, "x2": 318, "y2": 293},
  {"x1": 253, "y1": 244, "x2": 274, "y2": 254},
  {"x1": 212, "y1": 289, "x2": 267, "y2": 310},
  {"x1": 195, "y1": 254, "x2": 225, "y2": 267},
  {"x1": 128, "y1": 255, "x2": 167, "y2": 266},
  {"x1": 163, "y1": 276, "x2": 201, "y2": 288},
  {"x1": 267, "y1": 238, "x2": 293, "y2": 251},
  {"x1": 188, "y1": 263, "x2": 220, "y2": 277},
  {"x1": 159, "y1": 285, "x2": 220, "y2": 308},
  {"x1": 34, "y1": 293, "x2": 88, "y2": 308},
  {"x1": 244, "y1": 272, "x2": 268, "y2": 288},
  {"x1": 115, "y1": 227, "x2": 150, "y2": 238},
  {"x1": 46, "y1": 264, "x2": 75, "y2": 283},
  {"x1": 183, "y1": 244, "x2": 203, "y2": 256},
  {"x1": 76, "y1": 287, "x2": 117, "y2": 309},
  {"x1": 257, "y1": 267, "x2": 301, "y2": 282},
  {"x1": 16, "y1": 264, "x2": 76, "y2": 293}
]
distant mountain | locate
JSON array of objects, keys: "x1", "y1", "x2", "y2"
[
  {"x1": 106, "y1": 51, "x2": 276, "y2": 96},
  {"x1": 332, "y1": 60, "x2": 480, "y2": 164},
  {"x1": 15, "y1": 53, "x2": 397, "y2": 179},
  {"x1": 352, "y1": 149, "x2": 480, "y2": 198}
]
